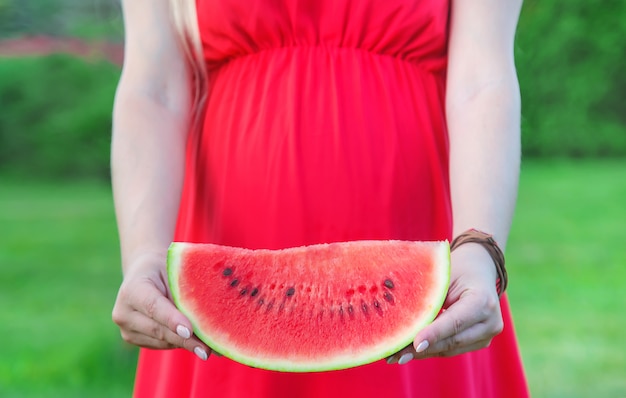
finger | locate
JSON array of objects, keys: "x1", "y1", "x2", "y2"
[
  {"x1": 387, "y1": 320, "x2": 498, "y2": 364},
  {"x1": 433, "y1": 338, "x2": 492, "y2": 358},
  {"x1": 121, "y1": 329, "x2": 176, "y2": 349},
  {"x1": 413, "y1": 291, "x2": 498, "y2": 353},
  {"x1": 414, "y1": 324, "x2": 495, "y2": 359},
  {"x1": 123, "y1": 331, "x2": 214, "y2": 361},
  {"x1": 128, "y1": 282, "x2": 197, "y2": 342},
  {"x1": 386, "y1": 344, "x2": 416, "y2": 365},
  {"x1": 121, "y1": 312, "x2": 211, "y2": 354}
]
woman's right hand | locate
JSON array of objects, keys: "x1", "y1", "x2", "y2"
[{"x1": 112, "y1": 254, "x2": 213, "y2": 361}]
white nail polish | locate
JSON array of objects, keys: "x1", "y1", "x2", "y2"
[
  {"x1": 194, "y1": 347, "x2": 208, "y2": 361},
  {"x1": 398, "y1": 353, "x2": 414, "y2": 365},
  {"x1": 176, "y1": 325, "x2": 191, "y2": 339},
  {"x1": 415, "y1": 340, "x2": 429, "y2": 353}
]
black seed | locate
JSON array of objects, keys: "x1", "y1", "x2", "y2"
[
  {"x1": 230, "y1": 279, "x2": 239, "y2": 287},
  {"x1": 373, "y1": 300, "x2": 380, "y2": 308},
  {"x1": 348, "y1": 304, "x2": 354, "y2": 315},
  {"x1": 361, "y1": 302, "x2": 369, "y2": 314},
  {"x1": 383, "y1": 292, "x2": 395, "y2": 304},
  {"x1": 266, "y1": 300, "x2": 274, "y2": 311},
  {"x1": 223, "y1": 268, "x2": 233, "y2": 276},
  {"x1": 384, "y1": 279, "x2": 395, "y2": 289},
  {"x1": 240, "y1": 288, "x2": 248, "y2": 295},
  {"x1": 286, "y1": 287, "x2": 295, "y2": 297},
  {"x1": 250, "y1": 288, "x2": 259, "y2": 297},
  {"x1": 339, "y1": 306, "x2": 344, "y2": 316}
]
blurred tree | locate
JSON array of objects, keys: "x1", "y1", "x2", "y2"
[
  {"x1": 516, "y1": 0, "x2": 626, "y2": 157},
  {"x1": 0, "y1": 0, "x2": 122, "y2": 39},
  {"x1": 1, "y1": 0, "x2": 625, "y2": 184},
  {"x1": 0, "y1": 55, "x2": 119, "y2": 180}
]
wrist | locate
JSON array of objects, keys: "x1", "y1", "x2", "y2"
[
  {"x1": 121, "y1": 245, "x2": 169, "y2": 276},
  {"x1": 451, "y1": 229, "x2": 508, "y2": 297}
]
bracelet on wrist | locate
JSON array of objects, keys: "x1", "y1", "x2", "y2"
[{"x1": 450, "y1": 228, "x2": 508, "y2": 297}]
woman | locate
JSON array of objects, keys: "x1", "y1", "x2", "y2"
[{"x1": 112, "y1": 0, "x2": 529, "y2": 396}]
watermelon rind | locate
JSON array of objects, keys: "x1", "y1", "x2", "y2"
[{"x1": 167, "y1": 241, "x2": 450, "y2": 372}]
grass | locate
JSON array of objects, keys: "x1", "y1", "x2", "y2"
[
  {"x1": 0, "y1": 179, "x2": 136, "y2": 397},
  {"x1": 0, "y1": 160, "x2": 625, "y2": 397},
  {"x1": 507, "y1": 160, "x2": 626, "y2": 397}
]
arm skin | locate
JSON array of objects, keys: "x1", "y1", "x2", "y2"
[
  {"x1": 388, "y1": 0, "x2": 523, "y2": 363},
  {"x1": 111, "y1": 0, "x2": 212, "y2": 360}
]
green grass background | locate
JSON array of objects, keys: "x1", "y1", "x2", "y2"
[
  {"x1": 1, "y1": 160, "x2": 625, "y2": 397},
  {"x1": 506, "y1": 160, "x2": 626, "y2": 397}
]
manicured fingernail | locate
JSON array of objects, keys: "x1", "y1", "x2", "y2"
[
  {"x1": 398, "y1": 353, "x2": 414, "y2": 365},
  {"x1": 415, "y1": 340, "x2": 429, "y2": 353},
  {"x1": 176, "y1": 325, "x2": 191, "y2": 339},
  {"x1": 194, "y1": 347, "x2": 208, "y2": 361},
  {"x1": 386, "y1": 356, "x2": 395, "y2": 364}
]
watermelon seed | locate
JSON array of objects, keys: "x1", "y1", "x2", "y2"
[
  {"x1": 383, "y1": 292, "x2": 395, "y2": 304},
  {"x1": 258, "y1": 298, "x2": 265, "y2": 306},
  {"x1": 384, "y1": 279, "x2": 395, "y2": 289},
  {"x1": 223, "y1": 268, "x2": 233, "y2": 277},
  {"x1": 250, "y1": 288, "x2": 259, "y2": 297},
  {"x1": 286, "y1": 287, "x2": 295, "y2": 297},
  {"x1": 347, "y1": 304, "x2": 354, "y2": 316},
  {"x1": 373, "y1": 300, "x2": 383, "y2": 315},
  {"x1": 240, "y1": 288, "x2": 248, "y2": 296},
  {"x1": 361, "y1": 301, "x2": 369, "y2": 315},
  {"x1": 230, "y1": 279, "x2": 239, "y2": 287},
  {"x1": 266, "y1": 299, "x2": 275, "y2": 312}
]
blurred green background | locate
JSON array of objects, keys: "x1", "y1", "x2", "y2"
[{"x1": 1, "y1": 0, "x2": 625, "y2": 397}]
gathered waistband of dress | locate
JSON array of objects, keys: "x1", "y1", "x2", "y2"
[{"x1": 204, "y1": 44, "x2": 447, "y2": 74}]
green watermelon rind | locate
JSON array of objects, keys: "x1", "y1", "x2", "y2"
[{"x1": 167, "y1": 241, "x2": 450, "y2": 372}]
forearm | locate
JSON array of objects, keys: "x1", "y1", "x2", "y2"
[
  {"x1": 445, "y1": 0, "x2": 523, "y2": 250},
  {"x1": 447, "y1": 74, "x2": 521, "y2": 249},
  {"x1": 111, "y1": 89, "x2": 189, "y2": 273}
]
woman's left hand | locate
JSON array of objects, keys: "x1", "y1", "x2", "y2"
[{"x1": 387, "y1": 244, "x2": 504, "y2": 364}]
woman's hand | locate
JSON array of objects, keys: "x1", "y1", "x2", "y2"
[
  {"x1": 112, "y1": 253, "x2": 214, "y2": 361},
  {"x1": 387, "y1": 244, "x2": 503, "y2": 364}
]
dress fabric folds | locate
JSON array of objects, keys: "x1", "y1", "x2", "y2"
[{"x1": 133, "y1": 0, "x2": 529, "y2": 396}]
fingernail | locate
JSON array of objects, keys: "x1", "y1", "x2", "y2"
[
  {"x1": 194, "y1": 347, "x2": 208, "y2": 361},
  {"x1": 176, "y1": 325, "x2": 191, "y2": 339},
  {"x1": 398, "y1": 353, "x2": 414, "y2": 365},
  {"x1": 415, "y1": 340, "x2": 429, "y2": 353},
  {"x1": 386, "y1": 356, "x2": 395, "y2": 364}
]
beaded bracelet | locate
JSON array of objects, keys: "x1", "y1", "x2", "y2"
[{"x1": 450, "y1": 229, "x2": 508, "y2": 297}]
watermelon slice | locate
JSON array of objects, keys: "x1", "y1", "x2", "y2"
[{"x1": 167, "y1": 240, "x2": 449, "y2": 372}]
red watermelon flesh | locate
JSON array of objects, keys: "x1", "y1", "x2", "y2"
[{"x1": 168, "y1": 240, "x2": 449, "y2": 372}]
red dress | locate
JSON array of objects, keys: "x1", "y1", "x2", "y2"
[{"x1": 134, "y1": 0, "x2": 529, "y2": 396}]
